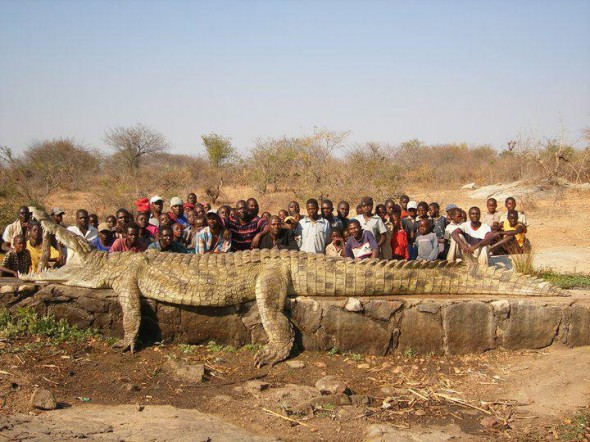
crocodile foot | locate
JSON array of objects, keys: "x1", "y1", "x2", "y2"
[
  {"x1": 112, "y1": 338, "x2": 136, "y2": 354},
  {"x1": 254, "y1": 342, "x2": 290, "y2": 368}
]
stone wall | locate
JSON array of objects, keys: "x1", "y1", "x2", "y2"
[{"x1": 1, "y1": 282, "x2": 589, "y2": 355}]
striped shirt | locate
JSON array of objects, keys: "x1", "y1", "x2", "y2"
[{"x1": 225, "y1": 216, "x2": 267, "y2": 252}]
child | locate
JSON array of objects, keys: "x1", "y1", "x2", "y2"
[
  {"x1": 171, "y1": 223, "x2": 185, "y2": 243},
  {"x1": 325, "y1": 230, "x2": 346, "y2": 257},
  {"x1": 0, "y1": 235, "x2": 32, "y2": 277},
  {"x1": 415, "y1": 219, "x2": 439, "y2": 261},
  {"x1": 402, "y1": 201, "x2": 419, "y2": 259},
  {"x1": 428, "y1": 202, "x2": 447, "y2": 258},
  {"x1": 390, "y1": 212, "x2": 409, "y2": 260},
  {"x1": 106, "y1": 215, "x2": 117, "y2": 230},
  {"x1": 26, "y1": 222, "x2": 59, "y2": 272},
  {"x1": 443, "y1": 208, "x2": 463, "y2": 257},
  {"x1": 484, "y1": 198, "x2": 501, "y2": 230},
  {"x1": 490, "y1": 210, "x2": 528, "y2": 254},
  {"x1": 500, "y1": 197, "x2": 528, "y2": 226},
  {"x1": 345, "y1": 220, "x2": 379, "y2": 259}
]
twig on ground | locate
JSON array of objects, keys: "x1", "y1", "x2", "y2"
[
  {"x1": 261, "y1": 407, "x2": 314, "y2": 428},
  {"x1": 42, "y1": 376, "x2": 59, "y2": 385},
  {"x1": 436, "y1": 393, "x2": 492, "y2": 415}
]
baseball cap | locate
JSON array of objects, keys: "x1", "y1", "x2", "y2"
[
  {"x1": 150, "y1": 195, "x2": 164, "y2": 204},
  {"x1": 407, "y1": 201, "x2": 418, "y2": 210},
  {"x1": 170, "y1": 197, "x2": 183, "y2": 207},
  {"x1": 283, "y1": 216, "x2": 297, "y2": 224},
  {"x1": 445, "y1": 203, "x2": 458, "y2": 212},
  {"x1": 50, "y1": 207, "x2": 65, "y2": 216},
  {"x1": 97, "y1": 222, "x2": 111, "y2": 232},
  {"x1": 135, "y1": 198, "x2": 150, "y2": 213}
]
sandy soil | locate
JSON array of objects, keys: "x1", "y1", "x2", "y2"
[{"x1": 1, "y1": 332, "x2": 588, "y2": 441}]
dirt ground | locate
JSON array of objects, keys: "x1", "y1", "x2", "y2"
[{"x1": 1, "y1": 330, "x2": 589, "y2": 441}]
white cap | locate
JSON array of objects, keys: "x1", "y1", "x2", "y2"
[
  {"x1": 170, "y1": 197, "x2": 183, "y2": 207},
  {"x1": 407, "y1": 201, "x2": 418, "y2": 210},
  {"x1": 150, "y1": 195, "x2": 164, "y2": 203}
]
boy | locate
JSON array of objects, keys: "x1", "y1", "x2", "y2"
[
  {"x1": 500, "y1": 197, "x2": 528, "y2": 226},
  {"x1": 325, "y1": 230, "x2": 346, "y2": 257},
  {"x1": 428, "y1": 202, "x2": 447, "y2": 258},
  {"x1": 26, "y1": 222, "x2": 59, "y2": 272},
  {"x1": 299, "y1": 199, "x2": 331, "y2": 254},
  {"x1": 484, "y1": 198, "x2": 501, "y2": 230},
  {"x1": 402, "y1": 201, "x2": 419, "y2": 259},
  {"x1": 171, "y1": 222, "x2": 185, "y2": 243},
  {"x1": 345, "y1": 220, "x2": 378, "y2": 260},
  {"x1": 109, "y1": 223, "x2": 148, "y2": 253},
  {"x1": 444, "y1": 208, "x2": 463, "y2": 257},
  {"x1": 355, "y1": 197, "x2": 388, "y2": 255},
  {"x1": 390, "y1": 212, "x2": 409, "y2": 260},
  {"x1": 91, "y1": 223, "x2": 114, "y2": 252},
  {"x1": 106, "y1": 215, "x2": 117, "y2": 230},
  {"x1": 1, "y1": 235, "x2": 32, "y2": 277},
  {"x1": 415, "y1": 219, "x2": 439, "y2": 261},
  {"x1": 490, "y1": 210, "x2": 528, "y2": 254},
  {"x1": 376, "y1": 203, "x2": 393, "y2": 259}
]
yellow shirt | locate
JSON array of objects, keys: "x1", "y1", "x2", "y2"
[
  {"x1": 502, "y1": 221, "x2": 526, "y2": 248},
  {"x1": 26, "y1": 241, "x2": 59, "y2": 272}
]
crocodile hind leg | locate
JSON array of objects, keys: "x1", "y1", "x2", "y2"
[
  {"x1": 112, "y1": 275, "x2": 142, "y2": 353},
  {"x1": 254, "y1": 266, "x2": 295, "y2": 368}
]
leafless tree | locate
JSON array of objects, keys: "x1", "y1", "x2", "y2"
[{"x1": 103, "y1": 123, "x2": 170, "y2": 175}]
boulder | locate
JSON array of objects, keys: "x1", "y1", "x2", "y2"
[
  {"x1": 503, "y1": 302, "x2": 562, "y2": 349},
  {"x1": 290, "y1": 297, "x2": 322, "y2": 333},
  {"x1": 398, "y1": 308, "x2": 444, "y2": 355},
  {"x1": 344, "y1": 298, "x2": 363, "y2": 312},
  {"x1": 364, "y1": 300, "x2": 403, "y2": 321},
  {"x1": 164, "y1": 360, "x2": 205, "y2": 383},
  {"x1": 321, "y1": 306, "x2": 391, "y2": 355},
  {"x1": 30, "y1": 388, "x2": 57, "y2": 410},
  {"x1": 443, "y1": 302, "x2": 496, "y2": 354},
  {"x1": 567, "y1": 305, "x2": 590, "y2": 347},
  {"x1": 315, "y1": 376, "x2": 347, "y2": 395}
]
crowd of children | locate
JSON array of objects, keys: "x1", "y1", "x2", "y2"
[{"x1": 0, "y1": 193, "x2": 529, "y2": 276}]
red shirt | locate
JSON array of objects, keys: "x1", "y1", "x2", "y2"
[
  {"x1": 391, "y1": 230, "x2": 409, "y2": 259},
  {"x1": 109, "y1": 238, "x2": 147, "y2": 253}
]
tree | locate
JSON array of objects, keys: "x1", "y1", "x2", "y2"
[
  {"x1": 104, "y1": 123, "x2": 170, "y2": 175},
  {"x1": 201, "y1": 133, "x2": 236, "y2": 168},
  {"x1": 0, "y1": 138, "x2": 100, "y2": 200}
]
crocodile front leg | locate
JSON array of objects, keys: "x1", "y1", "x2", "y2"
[
  {"x1": 254, "y1": 266, "x2": 294, "y2": 368},
  {"x1": 112, "y1": 274, "x2": 142, "y2": 353}
]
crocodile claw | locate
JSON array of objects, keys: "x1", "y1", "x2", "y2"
[
  {"x1": 254, "y1": 342, "x2": 290, "y2": 368},
  {"x1": 112, "y1": 339, "x2": 135, "y2": 354}
]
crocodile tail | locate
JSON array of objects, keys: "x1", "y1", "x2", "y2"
[{"x1": 31, "y1": 207, "x2": 94, "y2": 261}]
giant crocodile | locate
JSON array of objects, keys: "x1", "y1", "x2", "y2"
[{"x1": 19, "y1": 208, "x2": 564, "y2": 367}]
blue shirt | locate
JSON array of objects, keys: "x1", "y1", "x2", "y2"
[{"x1": 91, "y1": 237, "x2": 111, "y2": 252}]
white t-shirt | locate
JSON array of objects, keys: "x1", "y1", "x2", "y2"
[
  {"x1": 457, "y1": 222, "x2": 491, "y2": 245},
  {"x1": 354, "y1": 214, "x2": 387, "y2": 239}
]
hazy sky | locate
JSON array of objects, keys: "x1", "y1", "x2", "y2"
[{"x1": 1, "y1": 0, "x2": 589, "y2": 156}]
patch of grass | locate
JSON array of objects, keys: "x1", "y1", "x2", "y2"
[
  {"x1": 205, "y1": 340, "x2": 236, "y2": 353},
  {"x1": 538, "y1": 271, "x2": 590, "y2": 289},
  {"x1": 178, "y1": 343, "x2": 199, "y2": 354},
  {"x1": 511, "y1": 251, "x2": 535, "y2": 275},
  {"x1": 0, "y1": 307, "x2": 99, "y2": 344},
  {"x1": 345, "y1": 352, "x2": 364, "y2": 361},
  {"x1": 557, "y1": 414, "x2": 589, "y2": 441},
  {"x1": 242, "y1": 343, "x2": 263, "y2": 352},
  {"x1": 327, "y1": 347, "x2": 339, "y2": 356},
  {"x1": 403, "y1": 348, "x2": 417, "y2": 358}
]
